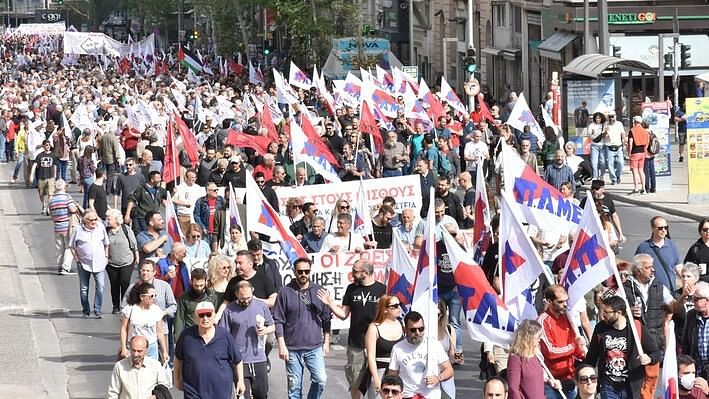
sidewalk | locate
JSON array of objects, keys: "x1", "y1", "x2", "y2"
[{"x1": 599, "y1": 151, "x2": 709, "y2": 221}]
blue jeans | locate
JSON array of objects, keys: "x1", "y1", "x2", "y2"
[
  {"x1": 382, "y1": 169, "x2": 403, "y2": 178},
  {"x1": 590, "y1": 143, "x2": 606, "y2": 179},
  {"x1": 77, "y1": 265, "x2": 105, "y2": 316},
  {"x1": 599, "y1": 384, "x2": 631, "y2": 399},
  {"x1": 12, "y1": 152, "x2": 24, "y2": 180},
  {"x1": 82, "y1": 176, "x2": 95, "y2": 209},
  {"x1": 0, "y1": 134, "x2": 6, "y2": 162},
  {"x1": 285, "y1": 346, "x2": 326, "y2": 399},
  {"x1": 56, "y1": 159, "x2": 68, "y2": 181},
  {"x1": 607, "y1": 147, "x2": 624, "y2": 184},
  {"x1": 147, "y1": 341, "x2": 158, "y2": 360},
  {"x1": 440, "y1": 289, "x2": 463, "y2": 351},
  {"x1": 545, "y1": 383, "x2": 577, "y2": 399},
  {"x1": 643, "y1": 157, "x2": 656, "y2": 192}
]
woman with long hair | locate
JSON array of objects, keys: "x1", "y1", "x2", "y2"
[
  {"x1": 77, "y1": 145, "x2": 96, "y2": 208},
  {"x1": 595, "y1": 198, "x2": 618, "y2": 250},
  {"x1": 507, "y1": 319, "x2": 560, "y2": 399},
  {"x1": 587, "y1": 112, "x2": 607, "y2": 180},
  {"x1": 437, "y1": 300, "x2": 457, "y2": 361},
  {"x1": 207, "y1": 254, "x2": 235, "y2": 313},
  {"x1": 364, "y1": 295, "x2": 404, "y2": 394},
  {"x1": 119, "y1": 282, "x2": 168, "y2": 362}
]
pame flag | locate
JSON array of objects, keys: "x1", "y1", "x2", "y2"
[
  {"x1": 501, "y1": 142, "x2": 583, "y2": 233},
  {"x1": 370, "y1": 87, "x2": 399, "y2": 118},
  {"x1": 442, "y1": 229, "x2": 517, "y2": 347},
  {"x1": 290, "y1": 119, "x2": 341, "y2": 183},
  {"x1": 245, "y1": 172, "x2": 307, "y2": 265},
  {"x1": 473, "y1": 165, "x2": 492, "y2": 263},
  {"x1": 165, "y1": 192, "x2": 183, "y2": 244},
  {"x1": 499, "y1": 192, "x2": 553, "y2": 305},
  {"x1": 387, "y1": 233, "x2": 416, "y2": 312},
  {"x1": 506, "y1": 93, "x2": 545, "y2": 145},
  {"x1": 559, "y1": 192, "x2": 617, "y2": 312},
  {"x1": 353, "y1": 178, "x2": 373, "y2": 238},
  {"x1": 288, "y1": 61, "x2": 313, "y2": 90},
  {"x1": 440, "y1": 77, "x2": 467, "y2": 115},
  {"x1": 406, "y1": 99, "x2": 434, "y2": 132},
  {"x1": 661, "y1": 321, "x2": 679, "y2": 399}
]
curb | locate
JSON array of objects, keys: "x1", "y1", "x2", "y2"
[{"x1": 607, "y1": 193, "x2": 706, "y2": 222}]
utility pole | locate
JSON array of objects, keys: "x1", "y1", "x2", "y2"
[
  {"x1": 673, "y1": 10, "x2": 680, "y2": 130},
  {"x1": 467, "y1": 0, "x2": 475, "y2": 110},
  {"x1": 408, "y1": 0, "x2": 414, "y2": 65},
  {"x1": 598, "y1": 0, "x2": 609, "y2": 55},
  {"x1": 583, "y1": 0, "x2": 591, "y2": 54},
  {"x1": 177, "y1": 0, "x2": 183, "y2": 48},
  {"x1": 658, "y1": 34, "x2": 665, "y2": 103}
]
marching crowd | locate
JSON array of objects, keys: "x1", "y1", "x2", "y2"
[{"x1": 2, "y1": 32, "x2": 709, "y2": 399}]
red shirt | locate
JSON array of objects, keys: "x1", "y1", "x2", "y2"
[
  {"x1": 120, "y1": 127, "x2": 139, "y2": 150},
  {"x1": 207, "y1": 197, "x2": 217, "y2": 234},
  {"x1": 253, "y1": 164, "x2": 274, "y2": 181},
  {"x1": 538, "y1": 309, "x2": 584, "y2": 380}
]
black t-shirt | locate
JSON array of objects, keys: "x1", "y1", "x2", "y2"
[
  {"x1": 88, "y1": 183, "x2": 108, "y2": 219},
  {"x1": 436, "y1": 240, "x2": 457, "y2": 293},
  {"x1": 342, "y1": 281, "x2": 386, "y2": 349},
  {"x1": 461, "y1": 188, "x2": 476, "y2": 229},
  {"x1": 580, "y1": 195, "x2": 616, "y2": 215},
  {"x1": 224, "y1": 269, "x2": 276, "y2": 303},
  {"x1": 35, "y1": 152, "x2": 57, "y2": 180},
  {"x1": 599, "y1": 326, "x2": 632, "y2": 388},
  {"x1": 371, "y1": 222, "x2": 393, "y2": 249}
]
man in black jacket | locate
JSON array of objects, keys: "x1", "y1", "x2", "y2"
[
  {"x1": 681, "y1": 281, "x2": 709, "y2": 379},
  {"x1": 434, "y1": 175, "x2": 464, "y2": 222}
]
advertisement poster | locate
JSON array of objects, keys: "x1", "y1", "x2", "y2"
[
  {"x1": 640, "y1": 102, "x2": 672, "y2": 186},
  {"x1": 685, "y1": 97, "x2": 709, "y2": 204},
  {"x1": 566, "y1": 79, "x2": 615, "y2": 155}
]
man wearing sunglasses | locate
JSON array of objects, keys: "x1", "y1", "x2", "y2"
[
  {"x1": 273, "y1": 257, "x2": 332, "y2": 399},
  {"x1": 174, "y1": 268, "x2": 219, "y2": 340},
  {"x1": 70, "y1": 209, "x2": 110, "y2": 319},
  {"x1": 174, "y1": 301, "x2": 245, "y2": 399},
  {"x1": 575, "y1": 365, "x2": 598, "y2": 399},
  {"x1": 387, "y1": 311, "x2": 454, "y2": 399},
  {"x1": 379, "y1": 374, "x2": 404, "y2": 398},
  {"x1": 634, "y1": 216, "x2": 682, "y2": 291}
]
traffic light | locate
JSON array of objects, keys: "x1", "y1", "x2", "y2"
[
  {"x1": 612, "y1": 45, "x2": 621, "y2": 58},
  {"x1": 56, "y1": 0, "x2": 64, "y2": 4},
  {"x1": 264, "y1": 40, "x2": 271, "y2": 55},
  {"x1": 680, "y1": 43, "x2": 692, "y2": 69},
  {"x1": 465, "y1": 48, "x2": 477, "y2": 73},
  {"x1": 664, "y1": 53, "x2": 674, "y2": 69},
  {"x1": 193, "y1": 30, "x2": 200, "y2": 40}
]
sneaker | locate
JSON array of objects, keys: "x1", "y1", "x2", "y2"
[
  {"x1": 94, "y1": 313, "x2": 103, "y2": 319},
  {"x1": 679, "y1": 156, "x2": 684, "y2": 162},
  {"x1": 10, "y1": 178, "x2": 15, "y2": 184},
  {"x1": 40, "y1": 205, "x2": 47, "y2": 215},
  {"x1": 628, "y1": 190, "x2": 639, "y2": 196},
  {"x1": 82, "y1": 314, "x2": 90, "y2": 319},
  {"x1": 112, "y1": 307, "x2": 120, "y2": 314},
  {"x1": 59, "y1": 270, "x2": 77, "y2": 275}
]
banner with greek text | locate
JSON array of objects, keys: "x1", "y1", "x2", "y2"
[
  {"x1": 272, "y1": 175, "x2": 422, "y2": 218},
  {"x1": 63, "y1": 31, "x2": 155, "y2": 57}
]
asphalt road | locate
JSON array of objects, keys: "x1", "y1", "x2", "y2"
[{"x1": 0, "y1": 162, "x2": 702, "y2": 398}]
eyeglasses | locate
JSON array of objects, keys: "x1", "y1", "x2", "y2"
[
  {"x1": 578, "y1": 375, "x2": 598, "y2": 384},
  {"x1": 126, "y1": 163, "x2": 135, "y2": 166},
  {"x1": 208, "y1": 189, "x2": 218, "y2": 192},
  {"x1": 190, "y1": 235, "x2": 201, "y2": 239},
  {"x1": 694, "y1": 296, "x2": 707, "y2": 302},
  {"x1": 256, "y1": 180, "x2": 265, "y2": 184},
  {"x1": 381, "y1": 388, "x2": 402, "y2": 395},
  {"x1": 340, "y1": 205, "x2": 350, "y2": 210},
  {"x1": 87, "y1": 218, "x2": 98, "y2": 222},
  {"x1": 386, "y1": 303, "x2": 400, "y2": 309},
  {"x1": 296, "y1": 269, "x2": 311, "y2": 275},
  {"x1": 141, "y1": 294, "x2": 156, "y2": 299},
  {"x1": 408, "y1": 326, "x2": 425, "y2": 333},
  {"x1": 352, "y1": 269, "x2": 365, "y2": 274},
  {"x1": 655, "y1": 226, "x2": 668, "y2": 230},
  {"x1": 703, "y1": 228, "x2": 709, "y2": 233},
  {"x1": 198, "y1": 312, "x2": 213, "y2": 318}
]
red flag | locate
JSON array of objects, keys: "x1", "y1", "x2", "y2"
[
  {"x1": 259, "y1": 105, "x2": 279, "y2": 141},
  {"x1": 477, "y1": 93, "x2": 498, "y2": 126},
  {"x1": 229, "y1": 59, "x2": 246, "y2": 75},
  {"x1": 300, "y1": 115, "x2": 340, "y2": 167},
  {"x1": 177, "y1": 44, "x2": 185, "y2": 62},
  {"x1": 118, "y1": 57, "x2": 131, "y2": 75},
  {"x1": 163, "y1": 117, "x2": 179, "y2": 184},
  {"x1": 226, "y1": 129, "x2": 272, "y2": 154},
  {"x1": 172, "y1": 112, "x2": 200, "y2": 167},
  {"x1": 359, "y1": 101, "x2": 384, "y2": 153}
]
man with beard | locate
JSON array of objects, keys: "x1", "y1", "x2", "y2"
[
  {"x1": 196, "y1": 148, "x2": 218, "y2": 186},
  {"x1": 538, "y1": 285, "x2": 586, "y2": 399},
  {"x1": 318, "y1": 260, "x2": 386, "y2": 398},
  {"x1": 387, "y1": 311, "x2": 454, "y2": 399},
  {"x1": 583, "y1": 295, "x2": 660, "y2": 398},
  {"x1": 221, "y1": 157, "x2": 247, "y2": 188},
  {"x1": 224, "y1": 250, "x2": 277, "y2": 308},
  {"x1": 107, "y1": 336, "x2": 168, "y2": 398},
  {"x1": 218, "y1": 280, "x2": 275, "y2": 399},
  {"x1": 124, "y1": 171, "x2": 167, "y2": 233},
  {"x1": 434, "y1": 175, "x2": 464, "y2": 222},
  {"x1": 274, "y1": 257, "x2": 331, "y2": 399},
  {"x1": 174, "y1": 268, "x2": 219, "y2": 339},
  {"x1": 544, "y1": 150, "x2": 575, "y2": 191}
]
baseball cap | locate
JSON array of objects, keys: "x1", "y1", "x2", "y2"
[
  {"x1": 607, "y1": 110, "x2": 616, "y2": 116},
  {"x1": 591, "y1": 179, "x2": 605, "y2": 190},
  {"x1": 633, "y1": 116, "x2": 643, "y2": 123},
  {"x1": 229, "y1": 156, "x2": 241, "y2": 164},
  {"x1": 195, "y1": 301, "x2": 214, "y2": 315}
]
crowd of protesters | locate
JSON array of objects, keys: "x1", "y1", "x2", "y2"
[{"x1": 3, "y1": 31, "x2": 709, "y2": 399}]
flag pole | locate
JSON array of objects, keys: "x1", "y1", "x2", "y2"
[{"x1": 537, "y1": 353, "x2": 568, "y2": 399}]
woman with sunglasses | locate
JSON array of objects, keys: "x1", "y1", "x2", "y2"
[
  {"x1": 184, "y1": 223, "x2": 211, "y2": 259},
  {"x1": 119, "y1": 282, "x2": 168, "y2": 362},
  {"x1": 684, "y1": 218, "x2": 709, "y2": 270},
  {"x1": 507, "y1": 319, "x2": 561, "y2": 399},
  {"x1": 364, "y1": 295, "x2": 404, "y2": 395},
  {"x1": 575, "y1": 365, "x2": 599, "y2": 399},
  {"x1": 207, "y1": 255, "x2": 235, "y2": 316}
]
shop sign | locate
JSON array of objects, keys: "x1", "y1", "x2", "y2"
[{"x1": 608, "y1": 12, "x2": 656, "y2": 25}]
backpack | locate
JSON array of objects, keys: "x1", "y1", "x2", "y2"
[
  {"x1": 437, "y1": 150, "x2": 452, "y2": 177},
  {"x1": 647, "y1": 132, "x2": 661, "y2": 155}
]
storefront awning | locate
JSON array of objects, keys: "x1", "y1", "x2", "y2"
[
  {"x1": 538, "y1": 31, "x2": 577, "y2": 61},
  {"x1": 564, "y1": 54, "x2": 655, "y2": 78},
  {"x1": 481, "y1": 47, "x2": 502, "y2": 56}
]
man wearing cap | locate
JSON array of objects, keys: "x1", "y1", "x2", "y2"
[
  {"x1": 604, "y1": 111, "x2": 625, "y2": 185},
  {"x1": 581, "y1": 180, "x2": 626, "y2": 245},
  {"x1": 220, "y1": 156, "x2": 247, "y2": 188},
  {"x1": 174, "y1": 301, "x2": 245, "y2": 399}
]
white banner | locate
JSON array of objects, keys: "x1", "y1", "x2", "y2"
[
  {"x1": 272, "y1": 175, "x2": 422, "y2": 218},
  {"x1": 13, "y1": 22, "x2": 66, "y2": 35},
  {"x1": 63, "y1": 31, "x2": 155, "y2": 57}
]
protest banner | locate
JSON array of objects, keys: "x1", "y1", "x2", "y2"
[{"x1": 272, "y1": 175, "x2": 422, "y2": 218}]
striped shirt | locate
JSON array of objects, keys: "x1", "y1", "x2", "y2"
[{"x1": 48, "y1": 192, "x2": 78, "y2": 235}]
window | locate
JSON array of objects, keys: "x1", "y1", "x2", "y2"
[
  {"x1": 493, "y1": 4, "x2": 506, "y2": 28},
  {"x1": 513, "y1": 5, "x2": 522, "y2": 33}
]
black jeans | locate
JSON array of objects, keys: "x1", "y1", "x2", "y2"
[
  {"x1": 244, "y1": 361, "x2": 269, "y2": 399},
  {"x1": 106, "y1": 263, "x2": 135, "y2": 310}
]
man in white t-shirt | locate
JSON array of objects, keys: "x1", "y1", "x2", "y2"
[
  {"x1": 320, "y1": 213, "x2": 365, "y2": 253},
  {"x1": 387, "y1": 311, "x2": 454, "y2": 399},
  {"x1": 171, "y1": 170, "x2": 206, "y2": 234},
  {"x1": 604, "y1": 111, "x2": 625, "y2": 185},
  {"x1": 463, "y1": 130, "x2": 489, "y2": 176}
]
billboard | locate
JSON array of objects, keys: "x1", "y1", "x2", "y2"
[
  {"x1": 566, "y1": 79, "x2": 615, "y2": 154},
  {"x1": 685, "y1": 97, "x2": 709, "y2": 204}
]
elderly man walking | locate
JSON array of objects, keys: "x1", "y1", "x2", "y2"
[
  {"x1": 70, "y1": 209, "x2": 110, "y2": 319},
  {"x1": 107, "y1": 335, "x2": 169, "y2": 399}
]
